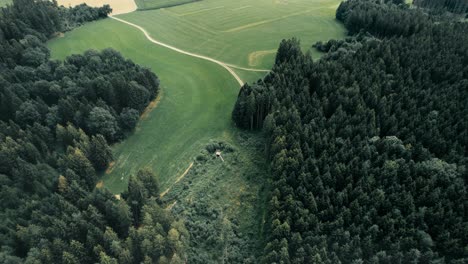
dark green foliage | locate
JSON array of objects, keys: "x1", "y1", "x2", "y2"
[
  {"x1": 336, "y1": 0, "x2": 431, "y2": 37},
  {"x1": 119, "y1": 107, "x2": 140, "y2": 131},
  {"x1": 0, "y1": 1, "x2": 183, "y2": 263},
  {"x1": 88, "y1": 134, "x2": 113, "y2": 171},
  {"x1": 232, "y1": 83, "x2": 275, "y2": 130},
  {"x1": 2, "y1": 47, "x2": 159, "y2": 142},
  {"x1": 205, "y1": 140, "x2": 235, "y2": 153},
  {"x1": 88, "y1": 107, "x2": 119, "y2": 141},
  {"x1": 414, "y1": 0, "x2": 468, "y2": 14},
  {"x1": 63, "y1": 3, "x2": 112, "y2": 29},
  {"x1": 124, "y1": 169, "x2": 160, "y2": 225},
  {"x1": 233, "y1": 2, "x2": 468, "y2": 263},
  {"x1": 275, "y1": 38, "x2": 303, "y2": 65}
]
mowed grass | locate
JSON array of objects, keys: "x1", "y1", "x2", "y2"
[
  {"x1": 49, "y1": 18, "x2": 240, "y2": 193},
  {"x1": 135, "y1": 0, "x2": 199, "y2": 10},
  {"x1": 118, "y1": 0, "x2": 345, "y2": 69}
]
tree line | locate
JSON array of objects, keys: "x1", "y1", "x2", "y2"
[
  {"x1": 233, "y1": 0, "x2": 467, "y2": 263},
  {"x1": 0, "y1": 0, "x2": 186, "y2": 263},
  {"x1": 414, "y1": 0, "x2": 468, "y2": 14}
]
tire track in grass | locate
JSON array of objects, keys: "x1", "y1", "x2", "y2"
[
  {"x1": 110, "y1": 16, "x2": 270, "y2": 86},
  {"x1": 160, "y1": 162, "x2": 194, "y2": 198}
]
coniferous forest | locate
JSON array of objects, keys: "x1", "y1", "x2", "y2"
[
  {"x1": 0, "y1": 0, "x2": 467, "y2": 263},
  {"x1": 233, "y1": 0, "x2": 467, "y2": 263},
  {"x1": 0, "y1": 0, "x2": 187, "y2": 263}
]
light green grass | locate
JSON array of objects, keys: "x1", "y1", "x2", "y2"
[
  {"x1": 135, "y1": 0, "x2": 200, "y2": 10},
  {"x1": 120, "y1": 0, "x2": 345, "y2": 69},
  {"x1": 49, "y1": 18, "x2": 240, "y2": 193},
  {"x1": 0, "y1": 0, "x2": 11, "y2": 7}
]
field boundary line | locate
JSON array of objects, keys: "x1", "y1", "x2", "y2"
[
  {"x1": 226, "y1": 63, "x2": 270, "y2": 72},
  {"x1": 177, "y1": 6, "x2": 224, "y2": 16},
  {"x1": 223, "y1": 7, "x2": 327, "y2": 33},
  {"x1": 110, "y1": 16, "x2": 270, "y2": 86},
  {"x1": 232, "y1": 5, "x2": 251, "y2": 11}
]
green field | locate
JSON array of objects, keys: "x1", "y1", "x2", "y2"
[
  {"x1": 49, "y1": 0, "x2": 345, "y2": 194},
  {"x1": 0, "y1": 0, "x2": 11, "y2": 7},
  {"x1": 119, "y1": 0, "x2": 345, "y2": 69},
  {"x1": 135, "y1": 0, "x2": 199, "y2": 10}
]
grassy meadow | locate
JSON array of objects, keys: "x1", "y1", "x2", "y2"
[
  {"x1": 118, "y1": 0, "x2": 345, "y2": 69},
  {"x1": 0, "y1": 0, "x2": 10, "y2": 7},
  {"x1": 135, "y1": 0, "x2": 199, "y2": 10}
]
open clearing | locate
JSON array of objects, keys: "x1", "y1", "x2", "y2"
[
  {"x1": 110, "y1": 16, "x2": 246, "y2": 86},
  {"x1": 56, "y1": 0, "x2": 136, "y2": 15},
  {"x1": 0, "y1": 0, "x2": 10, "y2": 7},
  {"x1": 118, "y1": 0, "x2": 345, "y2": 68},
  {"x1": 49, "y1": 0, "x2": 344, "y2": 194}
]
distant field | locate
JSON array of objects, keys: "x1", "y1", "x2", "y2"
[
  {"x1": 120, "y1": 0, "x2": 345, "y2": 69},
  {"x1": 56, "y1": 0, "x2": 136, "y2": 15},
  {"x1": 135, "y1": 0, "x2": 199, "y2": 10},
  {"x1": 0, "y1": 0, "x2": 11, "y2": 7}
]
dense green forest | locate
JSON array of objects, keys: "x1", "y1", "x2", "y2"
[
  {"x1": 233, "y1": 0, "x2": 467, "y2": 263},
  {"x1": 414, "y1": 0, "x2": 468, "y2": 14},
  {"x1": 0, "y1": 0, "x2": 186, "y2": 263}
]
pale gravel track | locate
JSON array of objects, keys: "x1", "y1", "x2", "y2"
[{"x1": 110, "y1": 16, "x2": 270, "y2": 86}]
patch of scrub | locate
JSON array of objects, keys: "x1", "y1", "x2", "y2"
[
  {"x1": 161, "y1": 135, "x2": 269, "y2": 262},
  {"x1": 248, "y1": 49, "x2": 276, "y2": 67},
  {"x1": 56, "y1": 0, "x2": 137, "y2": 15},
  {"x1": 160, "y1": 162, "x2": 194, "y2": 198},
  {"x1": 105, "y1": 161, "x2": 116, "y2": 174},
  {"x1": 95, "y1": 180, "x2": 104, "y2": 188}
]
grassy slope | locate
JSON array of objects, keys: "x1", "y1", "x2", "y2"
[
  {"x1": 0, "y1": 0, "x2": 11, "y2": 7},
  {"x1": 135, "y1": 0, "x2": 199, "y2": 10},
  {"x1": 49, "y1": 18, "x2": 240, "y2": 193},
  {"x1": 119, "y1": 0, "x2": 345, "y2": 69}
]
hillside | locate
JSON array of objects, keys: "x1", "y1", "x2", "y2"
[{"x1": 1, "y1": 0, "x2": 466, "y2": 262}]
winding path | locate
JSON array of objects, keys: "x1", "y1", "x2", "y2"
[{"x1": 110, "y1": 16, "x2": 270, "y2": 86}]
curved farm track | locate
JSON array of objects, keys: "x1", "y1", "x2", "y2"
[{"x1": 110, "y1": 15, "x2": 270, "y2": 86}]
